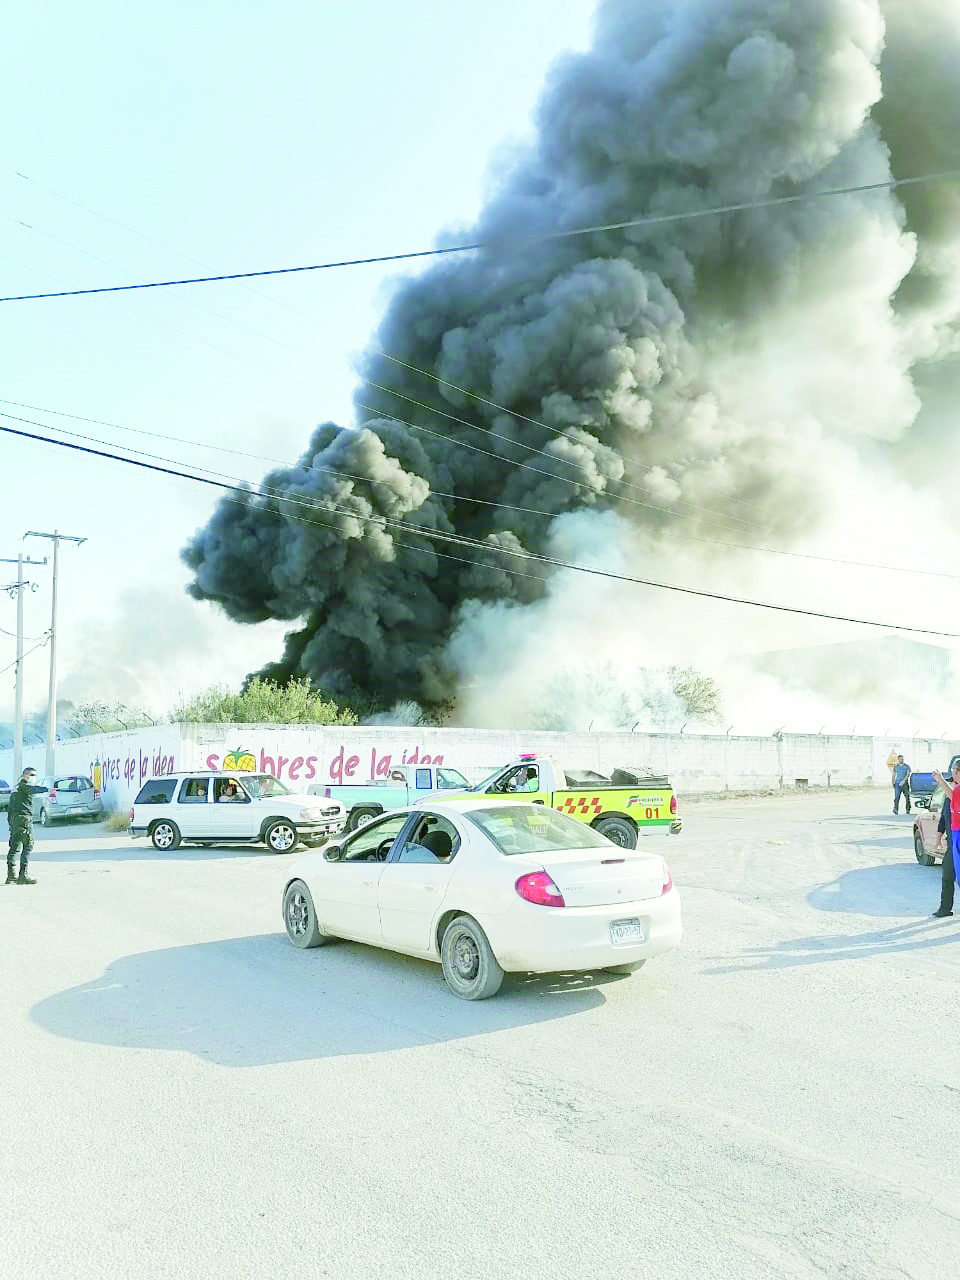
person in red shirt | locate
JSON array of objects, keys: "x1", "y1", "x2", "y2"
[{"x1": 931, "y1": 763, "x2": 960, "y2": 917}]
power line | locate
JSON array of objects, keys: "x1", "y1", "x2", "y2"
[
  {"x1": 0, "y1": 634, "x2": 49, "y2": 679},
  {"x1": 2, "y1": 170, "x2": 957, "y2": 303},
  {"x1": 7, "y1": 395, "x2": 960, "y2": 583},
  {"x1": 0, "y1": 163, "x2": 787, "y2": 526},
  {"x1": 1, "y1": 412, "x2": 958, "y2": 639},
  {"x1": 0, "y1": 171, "x2": 933, "y2": 546}
]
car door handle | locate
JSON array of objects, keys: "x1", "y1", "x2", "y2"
[
  {"x1": 424, "y1": 883, "x2": 440, "y2": 893},
  {"x1": 362, "y1": 879, "x2": 376, "y2": 888}
]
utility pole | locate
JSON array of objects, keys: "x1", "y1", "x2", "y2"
[
  {"x1": 24, "y1": 531, "x2": 85, "y2": 776},
  {"x1": 1, "y1": 554, "x2": 46, "y2": 779}
]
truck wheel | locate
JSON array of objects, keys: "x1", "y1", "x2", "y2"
[
  {"x1": 264, "y1": 820, "x2": 298, "y2": 853},
  {"x1": 347, "y1": 805, "x2": 382, "y2": 832},
  {"x1": 594, "y1": 815, "x2": 638, "y2": 849},
  {"x1": 151, "y1": 820, "x2": 181, "y2": 851},
  {"x1": 915, "y1": 830, "x2": 936, "y2": 866}
]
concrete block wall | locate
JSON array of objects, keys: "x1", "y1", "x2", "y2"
[{"x1": 3, "y1": 724, "x2": 959, "y2": 814}]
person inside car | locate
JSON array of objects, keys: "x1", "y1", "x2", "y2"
[
  {"x1": 216, "y1": 779, "x2": 243, "y2": 802},
  {"x1": 507, "y1": 766, "x2": 540, "y2": 793}
]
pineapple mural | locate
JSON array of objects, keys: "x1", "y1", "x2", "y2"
[
  {"x1": 223, "y1": 747, "x2": 257, "y2": 773},
  {"x1": 93, "y1": 759, "x2": 103, "y2": 797}
]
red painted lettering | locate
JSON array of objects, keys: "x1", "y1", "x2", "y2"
[
  {"x1": 260, "y1": 749, "x2": 276, "y2": 776},
  {"x1": 330, "y1": 747, "x2": 345, "y2": 784},
  {"x1": 305, "y1": 756, "x2": 317, "y2": 780},
  {"x1": 345, "y1": 754, "x2": 359, "y2": 778},
  {"x1": 277, "y1": 754, "x2": 289, "y2": 777},
  {"x1": 288, "y1": 756, "x2": 304, "y2": 781},
  {"x1": 206, "y1": 753, "x2": 220, "y2": 770}
]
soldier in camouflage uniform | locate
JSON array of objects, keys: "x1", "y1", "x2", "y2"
[{"x1": 6, "y1": 767, "x2": 38, "y2": 885}]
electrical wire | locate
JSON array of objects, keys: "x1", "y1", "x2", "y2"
[
  {"x1": 6, "y1": 396, "x2": 960, "y2": 583},
  {"x1": 2, "y1": 170, "x2": 958, "y2": 303},
  {"x1": 4, "y1": 171, "x2": 943, "y2": 544},
  {"x1": 1, "y1": 411, "x2": 958, "y2": 638},
  {"x1": 0, "y1": 163, "x2": 801, "y2": 526},
  {"x1": 0, "y1": 634, "x2": 49, "y2": 678}
]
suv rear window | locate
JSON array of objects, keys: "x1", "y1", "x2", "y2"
[{"x1": 136, "y1": 779, "x2": 178, "y2": 805}]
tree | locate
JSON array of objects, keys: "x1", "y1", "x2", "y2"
[
  {"x1": 666, "y1": 665, "x2": 724, "y2": 723},
  {"x1": 68, "y1": 700, "x2": 157, "y2": 734},
  {"x1": 525, "y1": 662, "x2": 723, "y2": 731},
  {"x1": 172, "y1": 677, "x2": 358, "y2": 726}
]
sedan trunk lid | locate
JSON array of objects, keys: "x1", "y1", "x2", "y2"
[{"x1": 529, "y1": 850, "x2": 666, "y2": 907}]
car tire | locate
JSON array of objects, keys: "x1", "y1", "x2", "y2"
[
  {"x1": 915, "y1": 830, "x2": 936, "y2": 867},
  {"x1": 593, "y1": 815, "x2": 638, "y2": 849},
  {"x1": 39, "y1": 807, "x2": 50, "y2": 827},
  {"x1": 151, "y1": 820, "x2": 181, "y2": 851},
  {"x1": 347, "y1": 805, "x2": 382, "y2": 832},
  {"x1": 601, "y1": 959, "x2": 647, "y2": 975},
  {"x1": 440, "y1": 915, "x2": 504, "y2": 1000},
  {"x1": 265, "y1": 820, "x2": 298, "y2": 853},
  {"x1": 283, "y1": 880, "x2": 328, "y2": 949}
]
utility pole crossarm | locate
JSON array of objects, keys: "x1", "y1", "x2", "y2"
[{"x1": 23, "y1": 531, "x2": 86, "y2": 775}]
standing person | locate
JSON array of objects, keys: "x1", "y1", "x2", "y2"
[
  {"x1": 892, "y1": 755, "x2": 912, "y2": 815},
  {"x1": 6, "y1": 767, "x2": 39, "y2": 885},
  {"x1": 931, "y1": 763, "x2": 960, "y2": 917}
]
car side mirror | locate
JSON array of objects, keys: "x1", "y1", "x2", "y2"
[{"x1": 324, "y1": 845, "x2": 343, "y2": 862}]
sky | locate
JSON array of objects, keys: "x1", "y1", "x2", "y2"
[{"x1": 2, "y1": 0, "x2": 959, "y2": 740}]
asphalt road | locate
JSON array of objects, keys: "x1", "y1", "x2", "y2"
[{"x1": 2, "y1": 791, "x2": 958, "y2": 1280}]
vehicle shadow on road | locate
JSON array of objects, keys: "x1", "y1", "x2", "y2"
[
  {"x1": 807, "y1": 862, "x2": 940, "y2": 918},
  {"x1": 31, "y1": 933, "x2": 612, "y2": 1066},
  {"x1": 706, "y1": 862, "x2": 958, "y2": 973},
  {"x1": 34, "y1": 844, "x2": 274, "y2": 863},
  {"x1": 707, "y1": 918, "x2": 959, "y2": 972}
]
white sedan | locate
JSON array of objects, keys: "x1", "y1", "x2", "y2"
[{"x1": 281, "y1": 796, "x2": 682, "y2": 1000}]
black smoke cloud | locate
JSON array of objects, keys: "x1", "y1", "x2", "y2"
[{"x1": 183, "y1": 0, "x2": 960, "y2": 712}]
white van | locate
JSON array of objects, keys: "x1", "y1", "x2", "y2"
[{"x1": 130, "y1": 772, "x2": 346, "y2": 852}]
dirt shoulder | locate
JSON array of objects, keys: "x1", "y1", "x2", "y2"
[{"x1": 682, "y1": 784, "x2": 885, "y2": 807}]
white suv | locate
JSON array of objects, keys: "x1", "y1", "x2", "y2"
[{"x1": 130, "y1": 772, "x2": 346, "y2": 852}]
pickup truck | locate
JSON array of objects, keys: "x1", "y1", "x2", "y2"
[
  {"x1": 309, "y1": 762, "x2": 472, "y2": 831},
  {"x1": 423, "y1": 754, "x2": 681, "y2": 849},
  {"x1": 911, "y1": 754, "x2": 960, "y2": 808}
]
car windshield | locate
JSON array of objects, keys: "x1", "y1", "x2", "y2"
[
  {"x1": 240, "y1": 774, "x2": 291, "y2": 799},
  {"x1": 436, "y1": 768, "x2": 469, "y2": 789},
  {"x1": 469, "y1": 766, "x2": 511, "y2": 793},
  {"x1": 466, "y1": 805, "x2": 611, "y2": 855}
]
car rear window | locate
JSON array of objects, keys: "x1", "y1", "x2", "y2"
[
  {"x1": 465, "y1": 805, "x2": 612, "y2": 854},
  {"x1": 136, "y1": 779, "x2": 178, "y2": 804}
]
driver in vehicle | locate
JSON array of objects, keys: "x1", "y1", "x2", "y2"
[
  {"x1": 507, "y1": 766, "x2": 539, "y2": 793},
  {"x1": 216, "y1": 779, "x2": 243, "y2": 802}
]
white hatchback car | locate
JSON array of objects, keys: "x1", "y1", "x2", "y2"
[
  {"x1": 282, "y1": 796, "x2": 682, "y2": 999},
  {"x1": 130, "y1": 772, "x2": 346, "y2": 852}
]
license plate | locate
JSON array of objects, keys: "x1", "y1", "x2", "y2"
[
  {"x1": 66, "y1": 806, "x2": 79, "y2": 814},
  {"x1": 610, "y1": 919, "x2": 645, "y2": 946}
]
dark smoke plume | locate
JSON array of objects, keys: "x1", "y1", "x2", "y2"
[{"x1": 183, "y1": 0, "x2": 960, "y2": 713}]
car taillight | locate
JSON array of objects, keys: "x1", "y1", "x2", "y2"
[
  {"x1": 129, "y1": 808, "x2": 134, "y2": 823},
  {"x1": 49, "y1": 788, "x2": 57, "y2": 800},
  {"x1": 515, "y1": 872, "x2": 565, "y2": 907},
  {"x1": 662, "y1": 862, "x2": 673, "y2": 895},
  {"x1": 670, "y1": 795, "x2": 678, "y2": 815}
]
